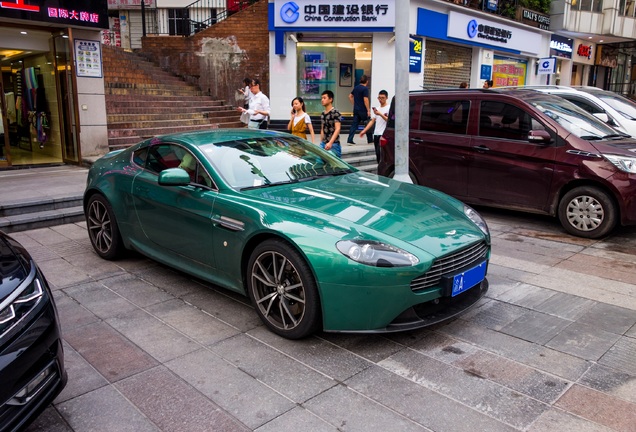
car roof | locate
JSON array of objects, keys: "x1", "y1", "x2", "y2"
[
  {"x1": 409, "y1": 87, "x2": 559, "y2": 101},
  {"x1": 145, "y1": 129, "x2": 293, "y2": 148}
]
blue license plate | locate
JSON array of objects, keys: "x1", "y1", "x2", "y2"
[{"x1": 451, "y1": 261, "x2": 487, "y2": 297}]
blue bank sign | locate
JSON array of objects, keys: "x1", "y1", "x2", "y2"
[{"x1": 274, "y1": 0, "x2": 395, "y2": 28}]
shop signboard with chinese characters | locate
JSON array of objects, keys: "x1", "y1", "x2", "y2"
[
  {"x1": 550, "y1": 35, "x2": 573, "y2": 59},
  {"x1": 573, "y1": 39, "x2": 595, "y2": 65},
  {"x1": 0, "y1": 0, "x2": 108, "y2": 29},
  {"x1": 492, "y1": 56, "x2": 527, "y2": 87},
  {"x1": 273, "y1": 0, "x2": 395, "y2": 28},
  {"x1": 75, "y1": 39, "x2": 103, "y2": 78}
]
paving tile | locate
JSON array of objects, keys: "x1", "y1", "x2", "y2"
[
  {"x1": 408, "y1": 331, "x2": 480, "y2": 364},
  {"x1": 383, "y1": 327, "x2": 434, "y2": 347},
  {"x1": 132, "y1": 265, "x2": 200, "y2": 297},
  {"x1": 24, "y1": 406, "x2": 73, "y2": 432},
  {"x1": 493, "y1": 283, "x2": 558, "y2": 309},
  {"x1": 486, "y1": 263, "x2": 539, "y2": 284},
  {"x1": 453, "y1": 350, "x2": 569, "y2": 404},
  {"x1": 598, "y1": 336, "x2": 636, "y2": 375},
  {"x1": 575, "y1": 302, "x2": 636, "y2": 335},
  {"x1": 99, "y1": 273, "x2": 174, "y2": 307},
  {"x1": 528, "y1": 408, "x2": 614, "y2": 432},
  {"x1": 145, "y1": 299, "x2": 240, "y2": 346},
  {"x1": 557, "y1": 253, "x2": 636, "y2": 285},
  {"x1": 61, "y1": 250, "x2": 126, "y2": 281},
  {"x1": 628, "y1": 323, "x2": 636, "y2": 339},
  {"x1": 500, "y1": 310, "x2": 571, "y2": 344},
  {"x1": 116, "y1": 366, "x2": 250, "y2": 432},
  {"x1": 51, "y1": 290, "x2": 100, "y2": 333},
  {"x1": 63, "y1": 282, "x2": 138, "y2": 319},
  {"x1": 254, "y1": 406, "x2": 339, "y2": 432},
  {"x1": 166, "y1": 348, "x2": 295, "y2": 429},
  {"x1": 555, "y1": 384, "x2": 636, "y2": 432},
  {"x1": 491, "y1": 239, "x2": 572, "y2": 265},
  {"x1": 47, "y1": 240, "x2": 95, "y2": 259},
  {"x1": 319, "y1": 333, "x2": 406, "y2": 363},
  {"x1": 210, "y1": 334, "x2": 336, "y2": 402},
  {"x1": 346, "y1": 365, "x2": 517, "y2": 432},
  {"x1": 37, "y1": 257, "x2": 93, "y2": 289},
  {"x1": 579, "y1": 363, "x2": 636, "y2": 404},
  {"x1": 304, "y1": 384, "x2": 428, "y2": 431},
  {"x1": 24, "y1": 227, "x2": 73, "y2": 245},
  {"x1": 57, "y1": 385, "x2": 160, "y2": 432},
  {"x1": 63, "y1": 321, "x2": 158, "y2": 383},
  {"x1": 51, "y1": 223, "x2": 90, "y2": 241},
  {"x1": 247, "y1": 326, "x2": 371, "y2": 382},
  {"x1": 489, "y1": 252, "x2": 553, "y2": 275},
  {"x1": 533, "y1": 292, "x2": 596, "y2": 320},
  {"x1": 55, "y1": 342, "x2": 108, "y2": 403},
  {"x1": 439, "y1": 320, "x2": 590, "y2": 382},
  {"x1": 181, "y1": 288, "x2": 263, "y2": 333},
  {"x1": 379, "y1": 348, "x2": 549, "y2": 429},
  {"x1": 459, "y1": 299, "x2": 527, "y2": 331},
  {"x1": 496, "y1": 233, "x2": 584, "y2": 257},
  {"x1": 106, "y1": 308, "x2": 200, "y2": 363},
  {"x1": 546, "y1": 322, "x2": 621, "y2": 361}
]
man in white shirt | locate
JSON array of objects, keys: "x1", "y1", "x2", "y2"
[
  {"x1": 238, "y1": 79, "x2": 270, "y2": 129},
  {"x1": 359, "y1": 90, "x2": 390, "y2": 163}
]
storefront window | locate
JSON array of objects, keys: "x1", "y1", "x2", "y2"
[
  {"x1": 492, "y1": 56, "x2": 527, "y2": 87},
  {"x1": 620, "y1": 0, "x2": 636, "y2": 16},
  {"x1": 573, "y1": 0, "x2": 604, "y2": 12}
]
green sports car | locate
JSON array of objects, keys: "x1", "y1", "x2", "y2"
[{"x1": 84, "y1": 129, "x2": 491, "y2": 339}]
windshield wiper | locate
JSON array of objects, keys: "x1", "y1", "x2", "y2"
[
  {"x1": 579, "y1": 135, "x2": 602, "y2": 141},
  {"x1": 602, "y1": 133, "x2": 630, "y2": 139},
  {"x1": 240, "y1": 179, "x2": 299, "y2": 191}
]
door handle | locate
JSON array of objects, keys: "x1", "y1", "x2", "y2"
[
  {"x1": 472, "y1": 145, "x2": 490, "y2": 152},
  {"x1": 411, "y1": 138, "x2": 424, "y2": 144}
]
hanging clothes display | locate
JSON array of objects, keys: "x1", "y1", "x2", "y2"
[{"x1": 23, "y1": 67, "x2": 49, "y2": 148}]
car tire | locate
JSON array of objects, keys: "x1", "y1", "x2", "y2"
[
  {"x1": 557, "y1": 186, "x2": 617, "y2": 239},
  {"x1": 247, "y1": 239, "x2": 321, "y2": 339},
  {"x1": 86, "y1": 194, "x2": 124, "y2": 260}
]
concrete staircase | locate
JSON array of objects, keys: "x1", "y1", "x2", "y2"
[{"x1": 103, "y1": 46, "x2": 242, "y2": 150}]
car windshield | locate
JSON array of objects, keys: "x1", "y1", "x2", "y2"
[
  {"x1": 592, "y1": 92, "x2": 636, "y2": 120},
  {"x1": 200, "y1": 135, "x2": 354, "y2": 190},
  {"x1": 529, "y1": 96, "x2": 619, "y2": 139}
]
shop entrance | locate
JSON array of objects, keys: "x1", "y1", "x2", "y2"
[
  {"x1": 0, "y1": 27, "x2": 78, "y2": 167},
  {"x1": 295, "y1": 35, "x2": 372, "y2": 116}
]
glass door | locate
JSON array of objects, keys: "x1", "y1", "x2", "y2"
[
  {"x1": 0, "y1": 79, "x2": 9, "y2": 167},
  {"x1": 53, "y1": 30, "x2": 80, "y2": 163}
]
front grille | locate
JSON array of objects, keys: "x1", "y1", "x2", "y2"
[{"x1": 411, "y1": 241, "x2": 489, "y2": 292}]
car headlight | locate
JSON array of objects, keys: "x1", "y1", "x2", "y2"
[
  {"x1": 604, "y1": 154, "x2": 636, "y2": 173},
  {"x1": 0, "y1": 276, "x2": 45, "y2": 340},
  {"x1": 464, "y1": 205, "x2": 489, "y2": 236},
  {"x1": 336, "y1": 240, "x2": 419, "y2": 267}
]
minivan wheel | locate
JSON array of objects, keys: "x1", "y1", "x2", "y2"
[{"x1": 557, "y1": 186, "x2": 617, "y2": 239}]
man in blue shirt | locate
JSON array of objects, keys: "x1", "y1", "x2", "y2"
[{"x1": 347, "y1": 75, "x2": 373, "y2": 145}]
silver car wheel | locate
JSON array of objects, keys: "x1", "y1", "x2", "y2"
[
  {"x1": 87, "y1": 199, "x2": 114, "y2": 254},
  {"x1": 565, "y1": 194, "x2": 604, "y2": 232},
  {"x1": 250, "y1": 250, "x2": 306, "y2": 331}
]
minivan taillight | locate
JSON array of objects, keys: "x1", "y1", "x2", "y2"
[{"x1": 380, "y1": 136, "x2": 388, "y2": 147}]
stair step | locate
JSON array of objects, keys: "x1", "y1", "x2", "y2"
[
  {"x1": 106, "y1": 88, "x2": 204, "y2": 96},
  {"x1": 0, "y1": 205, "x2": 85, "y2": 233},
  {"x1": 0, "y1": 196, "x2": 83, "y2": 218}
]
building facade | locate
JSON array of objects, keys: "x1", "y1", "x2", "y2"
[
  {"x1": 267, "y1": 0, "x2": 552, "y2": 120},
  {"x1": 1, "y1": 0, "x2": 109, "y2": 167}
]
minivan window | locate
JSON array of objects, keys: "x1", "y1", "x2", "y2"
[
  {"x1": 479, "y1": 101, "x2": 533, "y2": 141},
  {"x1": 419, "y1": 100, "x2": 469, "y2": 134},
  {"x1": 529, "y1": 97, "x2": 619, "y2": 139}
]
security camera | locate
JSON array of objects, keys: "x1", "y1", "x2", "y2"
[{"x1": 288, "y1": 33, "x2": 298, "y2": 43}]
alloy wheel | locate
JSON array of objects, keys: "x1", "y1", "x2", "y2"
[{"x1": 87, "y1": 199, "x2": 113, "y2": 254}]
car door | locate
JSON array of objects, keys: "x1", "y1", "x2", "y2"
[
  {"x1": 411, "y1": 98, "x2": 471, "y2": 197},
  {"x1": 132, "y1": 142, "x2": 217, "y2": 267},
  {"x1": 467, "y1": 100, "x2": 557, "y2": 212}
]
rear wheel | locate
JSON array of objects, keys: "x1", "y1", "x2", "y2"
[
  {"x1": 557, "y1": 186, "x2": 617, "y2": 238},
  {"x1": 86, "y1": 194, "x2": 124, "y2": 260},
  {"x1": 247, "y1": 239, "x2": 321, "y2": 339}
]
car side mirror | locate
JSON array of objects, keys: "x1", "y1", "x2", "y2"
[
  {"x1": 592, "y1": 112, "x2": 610, "y2": 123},
  {"x1": 527, "y1": 129, "x2": 552, "y2": 145},
  {"x1": 158, "y1": 168, "x2": 191, "y2": 186}
]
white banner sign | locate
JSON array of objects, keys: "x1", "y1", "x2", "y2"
[
  {"x1": 537, "y1": 57, "x2": 556, "y2": 75},
  {"x1": 273, "y1": 0, "x2": 395, "y2": 28},
  {"x1": 447, "y1": 11, "x2": 542, "y2": 56},
  {"x1": 75, "y1": 39, "x2": 103, "y2": 78}
]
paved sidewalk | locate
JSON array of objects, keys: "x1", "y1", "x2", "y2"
[{"x1": 13, "y1": 210, "x2": 636, "y2": 431}]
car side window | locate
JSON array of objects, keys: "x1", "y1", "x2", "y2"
[
  {"x1": 563, "y1": 97, "x2": 604, "y2": 115},
  {"x1": 132, "y1": 147, "x2": 148, "y2": 167},
  {"x1": 479, "y1": 101, "x2": 536, "y2": 141},
  {"x1": 145, "y1": 144, "x2": 213, "y2": 188},
  {"x1": 419, "y1": 100, "x2": 470, "y2": 134}
]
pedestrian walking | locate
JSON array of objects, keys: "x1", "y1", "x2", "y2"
[
  {"x1": 319, "y1": 90, "x2": 342, "y2": 158},
  {"x1": 347, "y1": 74, "x2": 373, "y2": 145},
  {"x1": 359, "y1": 90, "x2": 390, "y2": 163},
  {"x1": 238, "y1": 77, "x2": 252, "y2": 109},
  {"x1": 483, "y1": 79, "x2": 493, "y2": 89},
  {"x1": 287, "y1": 97, "x2": 316, "y2": 142},
  {"x1": 238, "y1": 79, "x2": 270, "y2": 129}
]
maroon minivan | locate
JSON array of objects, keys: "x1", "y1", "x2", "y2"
[{"x1": 378, "y1": 88, "x2": 636, "y2": 238}]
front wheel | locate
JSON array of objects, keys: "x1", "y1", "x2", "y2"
[
  {"x1": 557, "y1": 186, "x2": 617, "y2": 239},
  {"x1": 247, "y1": 239, "x2": 321, "y2": 339}
]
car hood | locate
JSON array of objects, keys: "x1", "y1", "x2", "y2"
[
  {"x1": 588, "y1": 138, "x2": 636, "y2": 156},
  {"x1": 242, "y1": 172, "x2": 486, "y2": 258},
  {"x1": 0, "y1": 233, "x2": 31, "y2": 300}
]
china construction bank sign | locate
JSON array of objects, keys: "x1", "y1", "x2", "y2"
[
  {"x1": 274, "y1": 0, "x2": 395, "y2": 28},
  {"x1": 0, "y1": 0, "x2": 108, "y2": 28}
]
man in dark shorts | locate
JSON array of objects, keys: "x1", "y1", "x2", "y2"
[{"x1": 347, "y1": 74, "x2": 373, "y2": 145}]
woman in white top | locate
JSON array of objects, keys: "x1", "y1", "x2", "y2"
[
  {"x1": 238, "y1": 77, "x2": 252, "y2": 109},
  {"x1": 287, "y1": 97, "x2": 316, "y2": 143}
]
